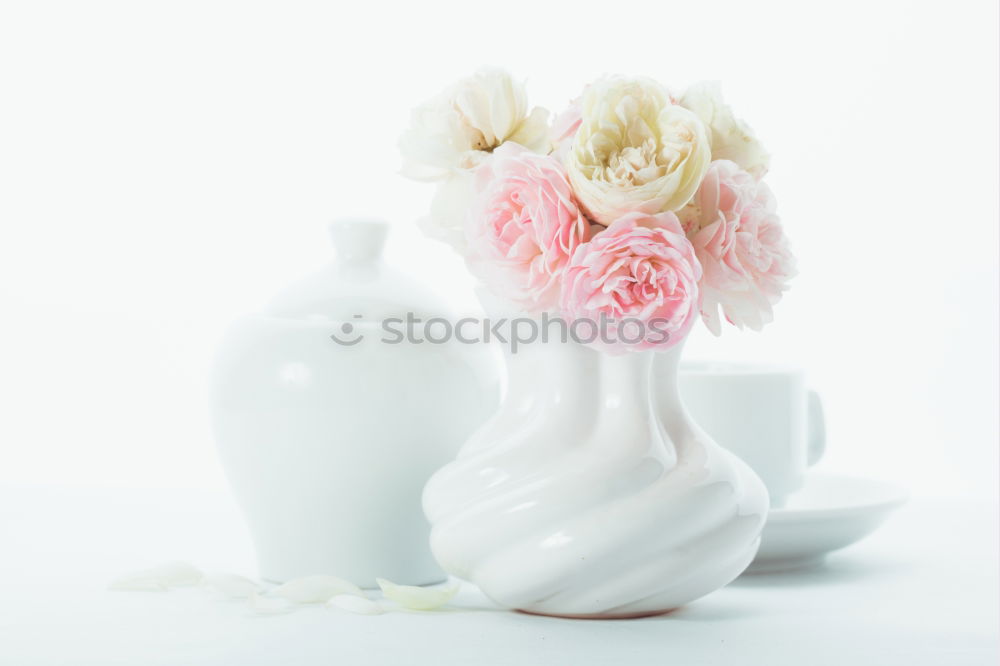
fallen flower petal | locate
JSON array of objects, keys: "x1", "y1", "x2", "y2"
[
  {"x1": 109, "y1": 561, "x2": 203, "y2": 591},
  {"x1": 376, "y1": 578, "x2": 459, "y2": 610},
  {"x1": 272, "y1": 575, "x2": 365, "y2": 603},
  {"x1": 328, "y1": 594, "x2": 383, "y2": 615},
  {"x1": 203, "y1": 573, "x2": 260, "y2": 600}
]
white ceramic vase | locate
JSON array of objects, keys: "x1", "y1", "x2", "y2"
[
  {"x1": 212, "y1": 219, "x2": 498, "y2": 587},
  {"x1": 423, "y1": 333, "x2": 768, "y2": 618}
]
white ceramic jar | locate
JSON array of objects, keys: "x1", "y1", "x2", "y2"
[{"x1": 211, "y1": 219, "x2": 498, "y2": 586}]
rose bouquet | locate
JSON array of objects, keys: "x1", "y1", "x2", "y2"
[{"x1": 400, "y1": 69, "x2": 795, "y2": 350}]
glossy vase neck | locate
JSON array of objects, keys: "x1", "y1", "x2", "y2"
[
  {"x1": 465, "y1": 290, "x2": 690, "y2": 466},
  {"x1": 487, "y1": 336, "x2": 688, "y2": 473},
  {"x1": 501, "y1": 340, "x2": 660, "y2": 416},
  {"x1": 502, "y1": 336, "x2": 686, "y2": 413}
]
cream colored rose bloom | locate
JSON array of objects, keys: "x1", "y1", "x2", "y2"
[
  {"x1": 564, "y1": 76, "x2": 711, "y2": 226},
  {"x1": 680, "y1": 81, "x2": 770, "y2": 179},
  {"x1": 398, "y1": 68, "x2": 550, "y2": 182},
  {"x1": 417, "y1": 171, "x2": 476, "y2": 252}
]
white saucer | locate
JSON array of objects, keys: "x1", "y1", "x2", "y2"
[{"x1": 745, "y1": 472, "x2": 908, "y2": 574}]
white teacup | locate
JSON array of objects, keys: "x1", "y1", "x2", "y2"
[{"x1": 678, "y1": 362, "x2": 825, "y2": 507}]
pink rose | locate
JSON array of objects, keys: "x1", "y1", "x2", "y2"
[
  {"x1": 560, "y1": 212, "x2": 702, "y2": 351},
  {"x1": 465, "y1": 143, "x2": 591, "y2": 312},
  {"x1": 680, "y1": 160, "x2": 796, "y2": 334},
  {"x1": 549, "y1": 94, "x2": 583, "y2": 159}
]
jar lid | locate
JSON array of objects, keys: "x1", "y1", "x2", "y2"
[{"x1": 263, "y1": 218, "x2": 449, "y2": 323}]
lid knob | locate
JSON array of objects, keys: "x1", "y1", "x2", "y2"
[{"x1": 328, "y1": 218, "x2": 388, "y2": 264}]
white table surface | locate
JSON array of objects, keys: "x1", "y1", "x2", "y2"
[{"x1": 1, "y1": 484, "x2": 997, "y2": 665}]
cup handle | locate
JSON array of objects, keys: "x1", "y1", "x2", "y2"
[{"x1": 807, "y1": 389, "x2": 826, "y2": 466}]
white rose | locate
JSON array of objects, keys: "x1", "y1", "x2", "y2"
[
  {"x1": 680, "y1": 81, "x2": 770, "y2": 178},
  {"x1": 564, "y1": 76, "x2": 711, "y2": 226},
  {"x1": 416, "y1": 171, "x2": 475, "y2": 253},
  {"x1": 398, "y1": 68, "x2": 550, "y2": 182}
]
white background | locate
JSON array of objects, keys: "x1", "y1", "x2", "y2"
[
  {"x1": 1, "y1": 0, "x2": 996, "y2": 500},
  {"x1": 0, "y1": 1, "x2": 996, "y2": 663}
]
